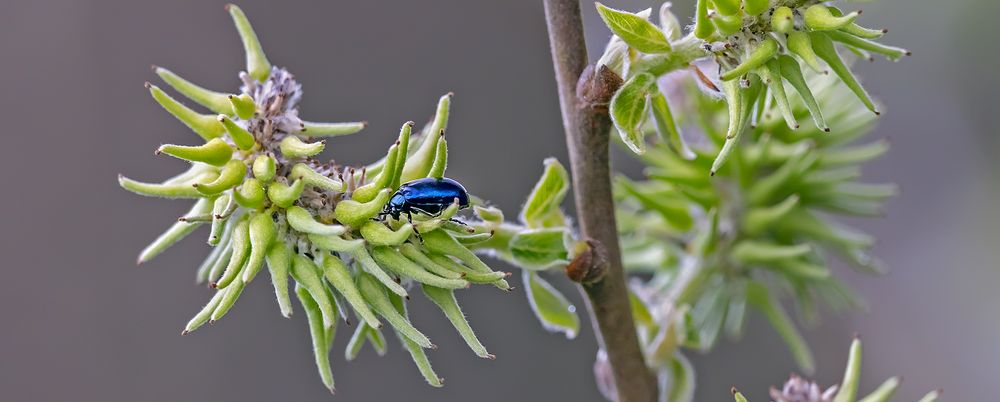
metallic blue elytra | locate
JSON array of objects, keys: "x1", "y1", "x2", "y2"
[{"x1": 380, "y1": 177, "x2": 470, "y2": 221}]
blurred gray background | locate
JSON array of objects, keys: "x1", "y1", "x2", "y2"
[{"x1": 1, "y1": 0, "x2": 996, "y2": 401}]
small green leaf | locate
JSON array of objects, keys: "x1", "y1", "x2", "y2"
[
  {"x1": 523, "y1": 271, "x2": 579, "y2": 339},
  {"x1": 509, "y1": 228, "x2": 571, "y2": 270},
  {"x1": 858, "y1": 376, "x2": 900, "y2": 402},
  {"x1": 520, "y1": 158, "x2": 569, "y2": 227},
  {"x1": 610, "y1": 72, "x2": 656, "y2": 154},
  {"x1": 664, "y1": 353, "x2": 695, "y2": 402},
  {"x1": 595, "y1": 4, "x2": 672, "y2": 54}
]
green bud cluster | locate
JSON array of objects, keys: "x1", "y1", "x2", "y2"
[
  {"x1": 118, "y1": 4, "x2": 571, "y2": 393},
  {"x1": 612, "y1": 68, "x2": 895, "y2": 397},
  {"x1": 595, "y1": 1, "x2": 907, "y2": 172},
  {"x1": 732, "y1": 338, "x2": 942, "y2": 402}
]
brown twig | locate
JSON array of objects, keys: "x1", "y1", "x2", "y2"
[{"x1": 542, "y1": 0, "x2": 658, "y2": 401}]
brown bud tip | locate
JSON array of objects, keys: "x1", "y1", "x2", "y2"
[
  {"x1": 181, "y1": 330, "x2": 189, "y2": 336},
  {"x1": 150, "y1": 64, "x2": 160, "y2": 72},
  {"x1": 223, "y1": 3, "x2": 233, "y2": 11},
  {"x1": 485, "y1": 354, "x2": 496, "y2": 360},
  {"x1": 405, "y1": 121, "x2": 415, "y2": 127},
  {"x1": 853, "y1": 332, "x2": 861, "y2": 340},
  {"x1": 429, "y1": 344, "x2": 438, "y2": 350},
  {"x1": 731, "y1": 387, "x2": 738, "y2": 394},
  {"x1": 823, "y1": 127, "x2": 831, "y2": 132},
  {"x1": 143, "y1": 81, "x2": 152, "y2": 89},
  {"x1": 209, "y1": 283, "x2": 218, "y2": 289},
  {"x1": 446, "y1": 92, "x2": 454, "y2": 98},
  {"x1": 577, "y1": 64, "x2": 624, "y2": 108},
  {"x1": 874, "y1": 110, "x2": 881, "y2": 116},
  {"x1": 882, "y1": 28, "x2": 889, "y2": 33},
  {"x1": 710, "y1": 170, "x2": 717, "y2": 177},
  {"x1": 565, "y1": 239, "x2": 608, "y2": 285}
]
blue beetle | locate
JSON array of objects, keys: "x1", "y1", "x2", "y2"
[{"x1": 379, "y1": 177, "x2": 470, "y2": 223}]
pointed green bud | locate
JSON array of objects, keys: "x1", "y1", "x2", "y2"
[
  {"x1": 182, "y1": 287, "x2": 227, "y2": 335},
  {"x1": 360, "y1": 221, "x2": 414, "y2": 246},
  {"x1": 371, "y1": 246, "x2": 470, "y2": 289},
  {"x1": 454, "y1": 232, "x2": 493, "y2": 246},
  {"x1": 747, "y1": 282, "x2": 815, "y2": 373},
  {"x1": 214, "y1": 217, "x2": 250, "y2": 289},
  {"x1": 267, "y1": 179, "x2": 305, "y2": 209},
  {"x1": 309, "y1": 234, "x2": 364, "y2": 252},
  {"x1": 825, "y1": 30, "x2": 910, "y2": 61},
  {"x1": 771, "y1": 6, "x2": 795, "y2": 33},
  {"x1": 353, "y1": 143, "x2": 398, "y2": 202},
  {"x1": 242, "y1": 211, "x2": 276, "y2": 283},
  {"x1": 743, "y1": 195, "x2": 800, "y2": 235},
  {"x1": 819, "y1": 140, "x2": 889, "y2": 167},
  {"x1": 731, "y1": 241, "x2": 811, "y2": 264},
  {"x1": 345, "y1": 323, "x2": 372, "y2": 361},
  {"x1": 280, "y1": 136, "x2": 325, "y2": 158},
  {"x1": 153, "y1": 66, "x2": 233, "y2": 115},
  {"x1": 841, "y1": 23, "x2": 887, "y2": 40},
  {"x1": 252, "y1": 154, "x2": 276, "y2": 182},
  {"x1": 712, "y1": 0, "x2": 740, "y2": 17},
  {"x1": 744, "y1": 0, "x2": 767, "y2": 16},
  {"x1": 233, "y1": 178, "x2": 265, "y2": 209},
  {"x1": 918, "y1": 390, "x2": 942, "y2": 402},
  {"x1": 387, "y1": 292, "x2": 443, "y2": 387},
  {"x1": 208, "y1": 193, "x2": 233, "y2": 245},
  {"x1": 402, "y1": 93, "x2": 452, "y2": 181},
  {"x1": 225, "y1": 4, "x2": 271, "y2": 82},
  {"x1": 119, "y1": 172, "x2": 214, "y2": 199},
  {"x1": 350, "y1": 248, "x2": 409, "y2": 297},
  {"x1": 193, "y1": 159, "x2": 246, "y2": 196},
  {"x1": 289, "y1": 163, "x2": 343, "y2": 191},
  {"x1": 321, "y1": 255, "x2": 381, "y2": 329},
  {"x1": 421, "y1": 230, "x2": 488, "y2": 271},
  {"x1": 762, "y1": 61, "x2": 798, "y2": 129},
  {"x1": 156, "y1": 138, "x2": 233, "y2": 167},
  {"x1": 776, "y1": 55, "x2": 828, "y2": 130},
  {"x1": 509, "y1": 228, "x2": 572, "y2": 270},
  {"x1": 426, "y1": 136, "x2": 448, "y2": 179},
  {"x1": 732, "y1": 389, "x2": 749, "y2": 402},
  {"x1": 474, "y1": 205, "x2": 504, "y2": 226},
  {"x1": 787, "y1": 31, "x2": 824, "y2": 73},
  {"x1": 294, "y1": 284, "x2": 336, "y2": 393},
  {"x1": 712, "y1": 77, "x2": 761, "y2": 175},
  {"x1": 804, "y1": 5, "x2": 858, "y2": 31},
  {"x1": 398, "y1": 244, "x2": 463, "y2": 279},
  {"x1": 218, "y1": 114, "x2": 256, "y2": 150},
  {"x1": 810, "y1": 32, "x2": 879, "y2": 114},
  {"x1": 146, "y1": 83, "x2": 225, "y2": 140},
  {"x1": 427, "y1": 253, "x2": 509, "y2": 287},
  {"x1": 334, "y1": 188, "x2": 391, "y2": 228},
  {"x1": 413, "y1": 201, "x2": 462, "y2": 233},
  {"x1": 358, "y1": 273, "x2": 433, "y2": 349},
  {"x1": 694, "y1": 0, "x2": 715, "y2": 39},
  {"x1": 833, "y1": 337, "x2": 863, "y2": 402},
  {"x1": 207, "y1": 236, "x2": 235, "y2": 284},
  {"x1": 720, "y1": 38, "x2": 778, "y2": 81},
  {"x1": 228, "y1": 93, "x2": 256, "y2": 119},
  {"x1": 265, "y1": 242, "x2": 294, "y2": 318},
  {"x1": 286, "y1": 206, "x2": 346, "y2": 236},
  {"x1": 392, "y1": 122, "x2": 414, "y2": 187},
  {"x1": 300, "y1": 121, "x2": 367, "y2": 137},
  {"x1": 857, "y1": 377, "x2": 900, "y2": 402},
  {"x1": 524, "y1": 271, "x2": 579, "y2": 338},
  {"x1": 290, "y1": 254, "x2": 337, "y2": 328},
  {"x1": 421, "y1": 284, "x2": 492, "y2": 359},
  {"x1": 137, "y1": 198, "x2": 211, "y2": 264}
]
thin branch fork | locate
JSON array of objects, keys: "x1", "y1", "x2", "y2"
[{"x1": 543, "y1": 0, "x2": 658, "y2": 401}]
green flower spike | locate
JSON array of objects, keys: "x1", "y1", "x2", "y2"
[
  {"x1": 732, "y1": 337, "x2": 941, "y2": 402},
  {"x1": 611, "y1": 65, "x2": 898, "y2": 396},
  {"x1": 597, "y1": 0, "x2": 908, "y2": 171},
  {"x1": 119, "y1": 4, "x2": 572, "y2": 392}
]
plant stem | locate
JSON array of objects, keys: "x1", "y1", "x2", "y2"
[{"x1": 542, "y1": 0, "x2": 658, "y2": 401}]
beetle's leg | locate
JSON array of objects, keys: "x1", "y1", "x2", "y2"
[
  {"x1": 448, "y1": 218, "x2": 470, "y2": 228},
  {"x1": 407, "y1": 211, "x2": 425, "y2": 243}
]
